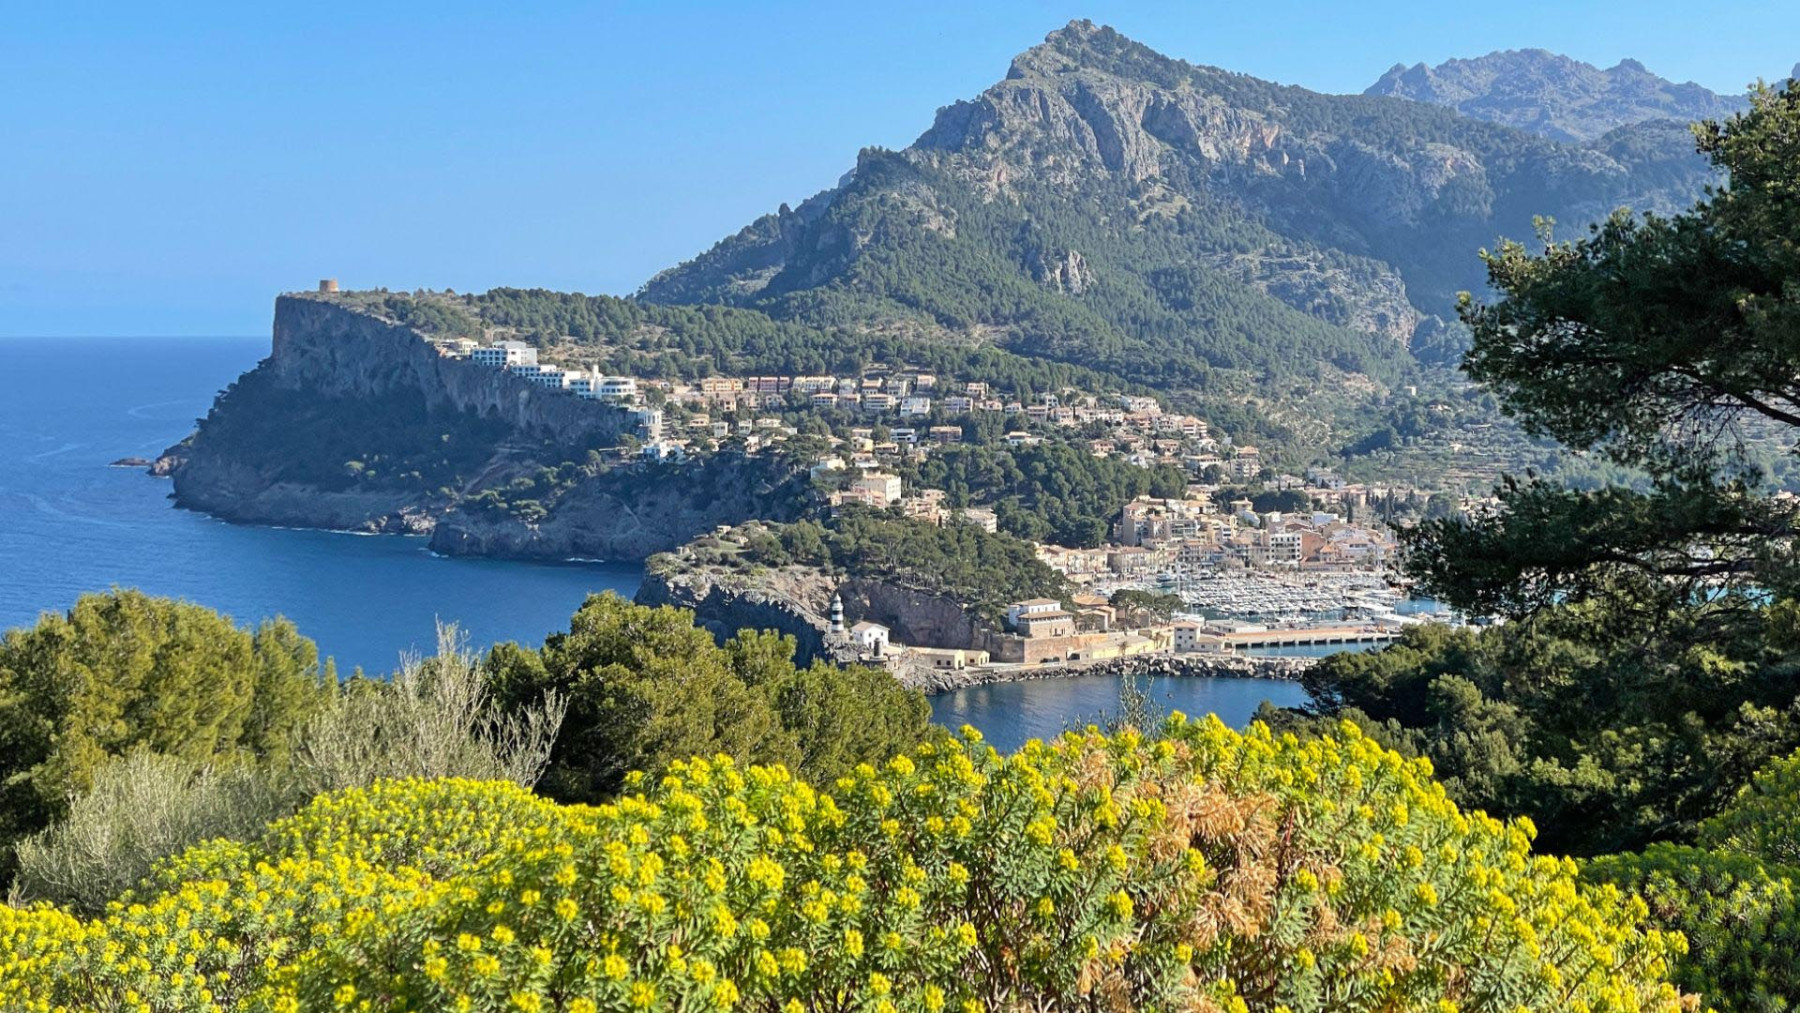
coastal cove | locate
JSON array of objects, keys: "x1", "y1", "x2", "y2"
[{"x1": 1, "y1": 334, "x2": 1318, "y2": 732}]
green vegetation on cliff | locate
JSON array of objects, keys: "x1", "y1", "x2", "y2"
[
  {"x1": 679, "y1": 511, "x2": 1069, "y2": 622},
  {"x1": 901, "y1": 442, "x2": 1188, "y2": 548},
  {"x1": 183, "y1": 364, "x2": 518, "y2": 495}
]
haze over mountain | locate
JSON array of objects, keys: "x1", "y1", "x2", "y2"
[
  {"x1": 1365, "y1": 49, "x2": 1749, "y2": 142},
  {"x1": 640, "y1": 21, "x2": 1718, "y2": 404}
]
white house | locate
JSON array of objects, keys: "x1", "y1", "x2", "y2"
[
  {"x1": 850, "y1": 472, "x2": 902, "y2": 506},
  {"x1": 1173, "y1": 622, "x2": 1231, "y2": 654},
  {"x1": 1006, "y1": 598, "x2": 1063, "y2": 629},
  {"x1": 850, "y1": 621, "x2": 890, "y2": 656}
]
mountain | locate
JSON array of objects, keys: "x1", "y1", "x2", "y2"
[
  {"x1": 1365, "y1": 49, "x2": 1747, "y2": 142},
  {"x1": 641, "y1": 21, "x2": 1717, "y2": 409}
]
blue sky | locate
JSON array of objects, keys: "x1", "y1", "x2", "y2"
[{"x1": 4, "y1": 1, "x2": 1794, "y2": 337}]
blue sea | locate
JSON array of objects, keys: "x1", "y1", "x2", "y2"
[
  {"x1": 0, "y1": 335, "x2": 1313, "y2": 738},
  {"x1": 929, "y1": 674, "x2": 1309, "y2": 755},
  {"x1": 0, "y1": 336, "x2": 640, "y2": 675}
]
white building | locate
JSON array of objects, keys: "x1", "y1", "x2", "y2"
[
  {"x1": 900, "y1": 396, "x2": 932, "y2": 417},
  {"x1": 642, "y1": 441, "x2": 686, "y2": 463},
  {"x1": 1007, "y1": 598, "x2": 1063, "y2": 629},
  {"x1": 471, "y1": 341, "x2": 537, "y2": 368},
  {"x1": 850, "y1": 472, "x2": 903, "y2": 507},
  {"x1": 1266, "y1": 531, "x2": 1304, "y2": 564},
  {"x1": 636, "y1": 409, "x2": 664, "y2": 442},
  {"x1": 597, "y1": 377, "x2": 638, "y2": 401},
  {"x1": 850, "y1": 621, "x2": 890, "y2": 656},
  {"x1": 1173, "y1": 622, "x2": 1231, "y2": 654},
  {"x1": 961, "y1": 507, "x2": 998, "y2": 533},
  {"x1": 526, "y1": 367, "x2": 570, "y2": 390}
]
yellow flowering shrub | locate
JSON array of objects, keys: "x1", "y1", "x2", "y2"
[{"x1": 0, "y1": 716, "x2": 1692, "y2": 1013}]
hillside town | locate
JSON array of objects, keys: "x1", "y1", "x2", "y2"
[{"x1": 447, "y1": 335, "x2": 1418, "y2": 648}]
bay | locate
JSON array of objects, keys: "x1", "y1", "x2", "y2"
[
  {"x1": 0, "y1": 336, "x2": 640, "y2": 675},
  {"x1": 929, "y1": 675, "x2": 1309, "y2": 754},
  {"x1": 1, "y1": 334, "x2": 1311, "y2": 739}
]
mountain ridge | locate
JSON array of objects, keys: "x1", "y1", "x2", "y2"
[
  {"x1": 1365, "y1": 48, "x2": 1747, "y2": 142},
  {"x1": 639, "y1": 20, "x2": 1717, "y2": 408}
]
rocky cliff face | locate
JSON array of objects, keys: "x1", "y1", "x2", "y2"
[
  {"x1": 1366, "y1": 49, "x2": 1746, "y2": 143},
  {"x1": 636, "y1": 566, "x2": 839, "y2": 660},
  {"x1": 429, "y1": 455, "x2": 807, "y2": 561},
  {"x1": 161, "y1": 296, "x2": 802, "y2": 560},
  {"x1": 636, "y1": 565, "x2": 1012, "y2": 665},
  {"x1": 262, "y1": 297, "x2": 623, "y2": 437}
]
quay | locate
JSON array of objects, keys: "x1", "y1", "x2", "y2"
[{"x1": 1216, "y1": 624, "x2": 1401, "y2": 649}]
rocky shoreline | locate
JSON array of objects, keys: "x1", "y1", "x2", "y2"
[{"x1": 901, "y1": 651, "x2": 1315, "y2": 694}]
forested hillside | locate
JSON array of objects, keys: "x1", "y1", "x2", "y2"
[{"x1": 641, "y1": 21, "x2": 1717, "y2": 397}]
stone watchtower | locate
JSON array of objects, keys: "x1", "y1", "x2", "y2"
[{"x1": 318, "y1": 278, "x2": 340, "y2": 293}]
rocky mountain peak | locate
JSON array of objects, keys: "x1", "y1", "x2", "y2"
[
  {"x1": 1366, "y1": 49, "x2": 1746, "y2": 141},
  {"x1": 639, "y1": 23, "x2": 1720, "y2": 388},
  {"x1": 915, "y1": 21, "x2": 1280, "y2": 185}
]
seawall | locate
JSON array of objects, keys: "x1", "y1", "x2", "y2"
[{"x1": 903, "y1": 652, "x2": 1314, "y2": 695}]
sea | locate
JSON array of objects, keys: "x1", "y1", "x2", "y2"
[
  {"x1": 0, "y1": 336, "x2": 640, "y2": 675},
  {"x1": 0, "y1": 335, "x2": 1312, "y2": 743}
]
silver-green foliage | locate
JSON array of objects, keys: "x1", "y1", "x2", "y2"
[{"x1": 9, "y1": 751, "x2": 290, "y2": 913}]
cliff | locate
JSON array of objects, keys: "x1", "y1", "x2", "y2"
[
  {"x1": 636, "y1": 563, "x2": 1014, "y2": 665},
  {"x1": 262, "y1": 295, "x2": 628, "y2": 438},
  {"x1": 429, "y1": 455, "x2": 807, "y2": 561},
  {"x1": 159, "y1": 295, "x2": 804, "y2": 559}
]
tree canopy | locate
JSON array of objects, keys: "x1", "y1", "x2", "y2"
[
  {"x1": 1409, "y1": 81, "x2": 1800, "y2": 617},
  {"x1": 0, "y1": 591, "x2": 333, "y2": 869},
  {"x1": 483, "y1": 592, "x2": 932, "y2": 802}
]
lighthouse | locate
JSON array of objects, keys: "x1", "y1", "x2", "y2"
[{"x1": 829, "y1": 592, "x2": 846, "y2": 637}]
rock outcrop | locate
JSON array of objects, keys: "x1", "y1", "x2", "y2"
[
  {"x1": 636, "y1": 564, "x2": 1010, "y2": 665},
  {"x1": 429, "y1": 455, "x2": 806, "y2": 561},
  {"x1": 159, "y1": 296, "x2": 804, "y2": 558}
]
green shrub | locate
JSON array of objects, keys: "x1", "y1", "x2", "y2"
[{"x1": 0, "y1": 719, "x2": 1694, "y2": 1012}]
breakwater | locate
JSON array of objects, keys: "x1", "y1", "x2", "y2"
[{"x1": 903, "y1": 651, "x2": 1313, "y2": 695}]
